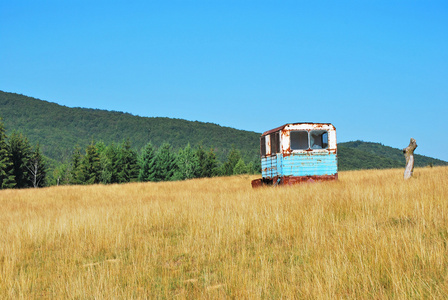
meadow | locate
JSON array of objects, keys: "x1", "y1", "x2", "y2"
[{"x1": 1, "y1": 167, "x2": 447, "y2": 299}]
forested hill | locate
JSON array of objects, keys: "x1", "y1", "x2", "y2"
[
  {"x1": 1, "y1": 90, "x2": 447, "y2": 170},
  {"x1": 337, "y1": 141, "x2": 447, "y2": 170},
  {"x1": 0, "y1": 90, "x2": 260, "y2": 163}
]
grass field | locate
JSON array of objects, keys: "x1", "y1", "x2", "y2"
[{"x1": 1, "y1": 167, "x2": 447, "y2": 299}]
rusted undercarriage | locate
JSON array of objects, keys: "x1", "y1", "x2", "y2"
[{"x1": 251, "y1": 174, "x2": 338, "y2": 188}]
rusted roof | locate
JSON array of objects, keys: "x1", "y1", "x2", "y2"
[{"x1": 262, "y1": 122, "x2": 333, "y2": 136}]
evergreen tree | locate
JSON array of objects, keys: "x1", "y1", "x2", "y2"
[
  {"x1": 27, "y1": 143, "x2": 47, "y2": 187},
  {"x1": 80, "y1": 142, "x2": 101, "y2": 184},
  {"x1": 195, "y1": 145, "x2": 207, "y2": 178},
  {"x1": 99, "y1": 143, "x2": 120, "y2": 184},
  {"x1": 221, "y1": 146, "x2": 241, "y2": 176},
  {"x1": 70, "y1": 145, "x2": 84, "y2": 184},
  {"x1": 205, "y1": 148, "x2": 219, "y2": 177},
  {"x1": 196, "y1": 145, "x2": 219, "y2": 178},
  {"x1": 138, "y1": 142, "x2": 156, "y2": 182},
  {"x1": 246, "y1": 161, "x2": 258, "y2": 175},
  {"x1": 117, "y1": 139, "x2": 139, "y2": 183},
  {"x1": 96, "y1": 141, "x2": 107, "y2": 154},
  {"x1": 233, "y1": 158, "x2": 247, "y2": 175},
  {"x1": 52, "y1": 162, "x2": 70, "y2": 186},
  {"x1": 9, "y1": 132, "x2": 32, "y2": 188},
  {"x1": 0, "y1": 120, "x2": 15, "y2": 189},
  {"x1": 175, "y1": 143, "x2": 199, "y2": 180},
  {"x1": 97, "y1": 141, "x2": 111, "y2": 184},
  {"x1": 154, "y1": 143, "x2": 177, "y2": 181}
]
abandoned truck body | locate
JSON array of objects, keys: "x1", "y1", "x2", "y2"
[{"x1": 251, "y1": 123, "x2": 338, "y2": 187}]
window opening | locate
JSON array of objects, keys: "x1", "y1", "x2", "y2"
[
  {"x1": 290, "y1": 131, "x2": 308, "y2": 150},
  {"x1": 310, "y1": 130, "x2": 328, "y2": 149},
  {"x1": 260, "y1": 136, "x2": 266, "y2": 156},
  {"x1": 270, "y1": 132, "x2": 280, "y2": 154}
]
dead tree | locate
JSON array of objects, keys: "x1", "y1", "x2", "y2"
[
  {"x1": 26, "y1": 143, "x2": 46, "y2": 188},
  {"x1": 403, "y1": 138, "x2": 417, "y2": 179},
  {"x1": 27, "y1": 160, "x2": 42, "y2": 188}
]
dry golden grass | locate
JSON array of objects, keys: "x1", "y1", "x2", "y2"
[{"x1": 1, "y1": 167, "x2": 448, "y2": 299}]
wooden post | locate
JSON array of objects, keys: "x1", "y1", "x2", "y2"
[{"x1": 403, "y1": 138, "x2": 417, "y2": 179}]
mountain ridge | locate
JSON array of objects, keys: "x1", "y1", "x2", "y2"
[
  {"x1": 0, "y1": 90, "x2": 260, "y2": 164},
  {"x1": 1, "y1": 90, "x2": 446, "y2": 170}
]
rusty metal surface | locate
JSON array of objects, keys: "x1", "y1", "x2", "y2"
[
  {"x1": 265, "y1": 135, "x2": 271, "y2": 156},
  {"x1": 261, "y1": 155, "x2": 279, "y2": 178},
  {"x1": 262, "y1": 122, "x2": 334, "y2": 136},
  {"x1": 281, "y1": 174, "x2": 338, "y2": 185},
  {"x1": 251, "y1": 178, "x2": 263, "y2": 188},
  {"x1": 262, "y1": 123, "x2": 337, "y2": 157},
  {"x1": 280, "y1": 123, "x2": 337, "y2": 154},
  {"x1": 251, "y1": 174, "x2": 338, "y2": 188},
  {"x1": 262, "y1": 124, "x2": 289, "y2": 136}
]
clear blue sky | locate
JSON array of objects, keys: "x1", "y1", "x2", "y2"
[{"x1": 1, "y1": 1, "x2": 447, "y2": 161}]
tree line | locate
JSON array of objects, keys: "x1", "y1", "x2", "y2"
[
  {"x1": 1, "y1": 120, "x2": 46, "y2": 189},
  {"x1": 0, "y1": 120, "x2": 259, "y2": 189}
]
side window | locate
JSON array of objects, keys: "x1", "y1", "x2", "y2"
[
  {"x1": 290, "y1": 131, "x2": 308, "y2": 150},
  {"x1": 260, "y1": 136, "x2": 266, "y2": 156},
  {"x1": 270, "y1": 132, "x2": 280, "y2": 154},
  {"x1": 310, "y1": 130, "x2": 328, "y2": 149}
]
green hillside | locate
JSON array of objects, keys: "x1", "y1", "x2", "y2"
[
  {"x1": 0, "y1": 91, "x2": 260, "y2": 164},
  {"x1": 1, "y1": 90, "x2": 446, "y2": 170},
  {"x1": 338, "y1": 141, "x2": 447, "y2": 170}
]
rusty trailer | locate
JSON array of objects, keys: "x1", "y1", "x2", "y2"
[{"x1": 251, "y1": 123, "x2": 338, "y2": 187}]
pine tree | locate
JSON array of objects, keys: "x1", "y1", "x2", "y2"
[
  {"x1": 195, "y1": 146, "x2": 218, "y2": 178},
  {"x1": 233, "y1": 158, "x2": 247, "y2": 175},
  {"x1": 9, "y1": 131, "x2": 32, "y2": 188},
  {"x1": 99, "y1": 143, "x2": 120, "y2": 184},
  {"x1": 27, "y1": 143, "x2": 47, "y2": 188},
  {"x1": 221, "y1": 146, "x2": 241, "y2": 176},
  {"x1": 154, "y1": 143, "x2": 177, "y2": 181},
  {"x1": 70, "y1": 145, "x2": 84, "y2": 184},
  {"x1": 205, "y1": 148, "x2": 219, "y2": 177},
  {"x1": 246, "y1": 161, "x2": 257, "y2": 175},
  {"x1": 97, "y1": 141, "x2": 111, "y2": 184},
  {"x1": 80, "y1": 142, "x2": 101, "y2": 184},
  {"x1": 0, "y1": 120, "x2": 15, "y2": 189},
  {"x1": 117, "y1": 139, "x2": 139, "y2": 183},
  {"x1": 138, "y1": 142, "x2": 156, "y2": 182},
  {"x1": 195, "y1": 145, "x2": 207, "y2": 178},
  {"x1": 175, "y1": 143, "x2": 199, "y2": 180}
]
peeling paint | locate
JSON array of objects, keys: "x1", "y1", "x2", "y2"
[{"x1": 252, "y1": 122, "x2": 338, "y2": 187}]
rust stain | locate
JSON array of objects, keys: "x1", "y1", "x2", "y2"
[
  {"x1": 262, "y1": 124, "x2": 288, "y2": 136},
  {"x1": 251, "y1": 178, "x2": 263, "y2": 188},
  {"x1": 282, "y1": 174, "x2": 338, "y2": 185},
  {"x1": 252, "y1": 174, "x2": 338, "y2": 188},
  {"x1": 282, "y1": 151, "x2": 291, "y2": 157}
]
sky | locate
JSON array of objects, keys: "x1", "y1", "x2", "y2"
[{"x1": 1, "y1": 1, "x2": 447, "y2": 161}]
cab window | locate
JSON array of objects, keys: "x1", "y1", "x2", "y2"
[
  {"x1": 310, "y1": 130, "x2": 328, "y2": 149},
  {"x1": 290, "y1": 130, "x2": 328, "y2": 150},
  {"x1": 290, "y1": 131, "x2": 308, "y2": 150}
]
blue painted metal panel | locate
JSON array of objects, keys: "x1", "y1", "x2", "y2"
[
  {"x1": 262, "y1": 153, "x2": 337, "y2": 178},
  {"x1": 261, "y1": 155, "x2": 278, "y2": 178},
  {"x1": 281, "y1": 153, "x2": 337, "y2": 176}
]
